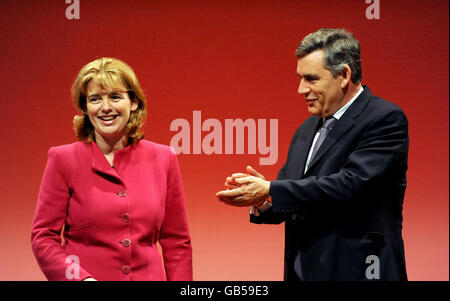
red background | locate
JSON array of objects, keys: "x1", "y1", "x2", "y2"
[{"x1": 0, "y1": 0, "x2": 448, "y2": 281}]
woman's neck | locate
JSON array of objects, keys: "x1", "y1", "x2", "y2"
[{"x1": 94, "y1": 132, "x2": 129, "y2": 156}]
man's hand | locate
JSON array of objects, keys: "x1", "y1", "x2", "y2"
[{"x1": 216, "y1": 166, "x2": 270, "y2": 207}]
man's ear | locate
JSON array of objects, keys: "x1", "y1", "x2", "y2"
[{"x1": 340, "y1": 65, "x2": 352, "y2": 89}]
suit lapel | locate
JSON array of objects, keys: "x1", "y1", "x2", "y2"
[
  {"x1": 305, "y1": 117, "x2": 355, "y2": 172},
  {"x1": 296, "y1": 117, "x2": 321, "y2": 179},
  {"x1": 304, "y1": 86, "x2": 372, "y2": 174},
  {"x1": 91, "y1": 142, "x2": 124, "y2": 182}
]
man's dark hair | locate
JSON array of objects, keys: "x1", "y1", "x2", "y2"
[{"x1": 296, "y1": 28, "x2": 362, "y2": 84}]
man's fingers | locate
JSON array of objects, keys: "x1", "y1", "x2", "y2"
[
  {"x1": 216, "y1": 188, "x2": 242, "y2": 198},
  {"x1": 225, "y1": 182, "x2": 240, "y2": 189},
  {"x1": 225, "y1": 176, "x2": 239, "y2": 187},
  {"x1": 218, "y1": 196, "x2": 252, "y2": 207},
  {"x1": 231, "y1": 173, "x2": 249, "y2": 179},
  {"x1": 246, "y1": 165, "x2": 265, "y2": 179},
  {"x1": 234, "y1": 176, "x2": 254, "y2": 185},
  {"x1": 218, "y1": 196, "x2": 265, "y2": 207}
]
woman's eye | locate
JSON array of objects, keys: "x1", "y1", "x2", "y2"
[{"x1": 88, "y1": 98, "x2": 99, "y2": 103}]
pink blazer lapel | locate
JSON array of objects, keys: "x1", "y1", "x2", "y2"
[{"x1": 90, "y1": 142, "x2": 123, "y2": 182}]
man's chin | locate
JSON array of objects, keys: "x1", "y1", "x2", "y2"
[{"x1": 307, "y1": 107, "x2": 322, "y2": 117}]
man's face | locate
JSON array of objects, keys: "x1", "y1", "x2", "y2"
[{"x1": 296, "y1": 50, "x2": 346, "y2": 118}]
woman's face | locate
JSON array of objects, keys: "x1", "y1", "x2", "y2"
[{"x1": 85, "y1": 80, "x2": 138, "y2": 143}]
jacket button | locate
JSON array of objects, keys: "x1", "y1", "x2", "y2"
[
  {"x1": 121, "y1": 239, "x2": 131, "y2": 247},
  {"x1": 121, "y1": 213, "x2": 129, "y2": 223},
  {"x1": 121, "y1": 265, "x2": 130, "y2": 274},
  {"x1": 117, "y1": 190, "x2": 127, "y2": 197}
]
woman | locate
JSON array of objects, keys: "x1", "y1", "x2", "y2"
[{"x1": 31, "y1": 57, "x2": 193, "y2": 281}]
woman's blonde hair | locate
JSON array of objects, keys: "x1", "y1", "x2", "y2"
[{"x1": 71, "y1": 57, "x2": 147, "y2": 144}]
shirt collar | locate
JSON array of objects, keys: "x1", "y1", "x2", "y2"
[{"x1": 332, "y1": 86, "x2": 364, "y2": 121}]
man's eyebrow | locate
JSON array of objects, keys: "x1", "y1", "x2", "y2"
[{"x1": 297, "y1": 73, "x2": 319, "y2": 79}]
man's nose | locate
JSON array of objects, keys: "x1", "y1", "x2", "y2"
[{"x1": 298, "y1": 79, "x2": 310, "y2": 95}]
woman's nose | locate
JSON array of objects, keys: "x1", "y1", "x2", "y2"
[{"x1": 101, "y1": 98, "x2": 113, "y2": 111}]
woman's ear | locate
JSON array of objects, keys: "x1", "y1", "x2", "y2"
[
  {"x1": 128, "y1": 90, "x2": 138, "y2": 112},
  {"x1": 80, "y1": 105, "x2": 87, "y2": 115},
  {"x1": 131, "y1": 99, "x2": 139, "y2": 112}
]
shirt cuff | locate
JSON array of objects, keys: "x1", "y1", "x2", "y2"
[{"x1": 249, "y1": 200, "x2": 272, "y2": 216}]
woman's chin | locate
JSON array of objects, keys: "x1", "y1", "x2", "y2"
[{"x1": 94, "y1": 129, "x2": 127, "y2": 142}]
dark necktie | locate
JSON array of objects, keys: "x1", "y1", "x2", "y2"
[{"x1": 308, "y1": 117, "x2": 336, "y2": 169}]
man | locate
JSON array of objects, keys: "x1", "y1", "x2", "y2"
[{"x1": 216, "y1": 28, "x2": 409, "y2": 281}]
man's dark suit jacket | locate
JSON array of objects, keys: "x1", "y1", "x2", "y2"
[{"x1": 251, "y1": 86, "x2": 408, "y2": 281}]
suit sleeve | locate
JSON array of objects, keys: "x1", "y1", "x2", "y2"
[
  {"x1": 30, "y1": 148, "x2": 93, "y2": 281},
  {"x1": 270, "y1": 108, "x2": 409, "y2": 213},
  {"x1": 159, "y1": 152, "x2": 193, "y2": 280}
]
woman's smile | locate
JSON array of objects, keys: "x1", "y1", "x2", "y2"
[{"x1": 98, "y1": 114, "x2": 119, "y2": 125}]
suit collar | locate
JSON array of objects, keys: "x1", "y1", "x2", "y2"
[
  {"x1": 339, "y1": 85, "x2": 372, "y2": 120},
  {"x1": 333, "y1": 86, "x2": 364, "y2": 120},
  {"x1": 303, "y1": 85, "x2": 373, "y2": 174},
  {"x1": 91, "y1": 141, "x2": 133, "y2": 182}
]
